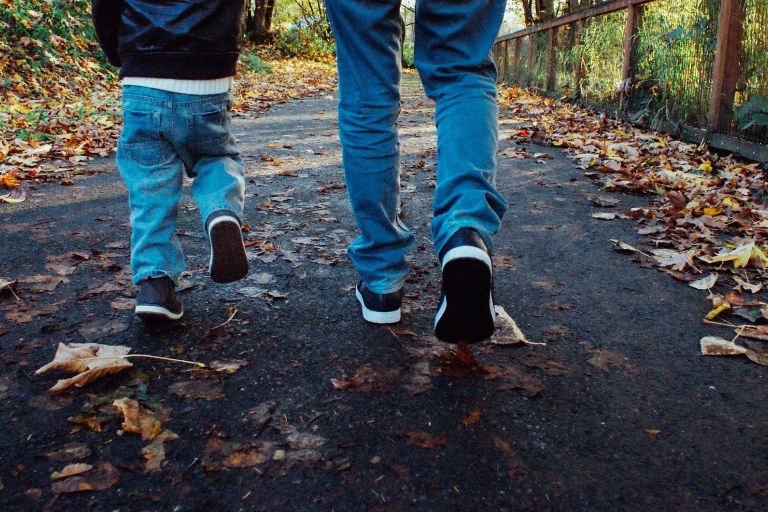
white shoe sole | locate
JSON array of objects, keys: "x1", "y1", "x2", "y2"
[
  {"x1": 355, "y1": 288, "x2": 401, "y2": 324},
  {"x1": 135, "y1": 304, "x2": 184, "y2": 321}
]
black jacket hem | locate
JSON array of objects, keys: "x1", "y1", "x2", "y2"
[{"x1": 118, "y1": 53, "x2": 240, "y2": 80}]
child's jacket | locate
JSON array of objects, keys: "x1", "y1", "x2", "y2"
[{"x1": 91, "y1": 0, "x2": 245, "y2": 80}]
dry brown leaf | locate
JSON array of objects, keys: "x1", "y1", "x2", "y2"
[
  {"x1": 492, "y1": 306, "x2": 537, "y2": 346},
  {"x1": 398, "y1": 431, "x2": 446, "y2": 449},
  {"x1": 169, "y1": 379, "x2": 224, "y2": 401},
  {"x1": 112, "y1": 398, "x2": 163, "y2": 441},
  {"x1": 462, "y1": 409, "x2": 483, "y2": 426},
  {"x1": 700, "y1": 336, "x2": 747, "y2": 356},
  {"x1": 142, "y1": 429, "x2": 178, "y2": 473},
  {"x1": 40, "y1": 444, "x2": 91, "y2": 462},
  {"x1": 50, "y1": 462, "x2": 119, "y2": 494},
  {"x1": 689, "y1": 274, "x2": 717, "y2": 290},
  {"x1": 51, "y1": 463, "x2": 93, "y2": 481},
  {"x1": 35, "y1": 343, "x2": 133, "y2": 393}
]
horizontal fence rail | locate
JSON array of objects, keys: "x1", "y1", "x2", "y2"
[{"x1": 493, "y1": 0, "x2": 768, "y2": 163}]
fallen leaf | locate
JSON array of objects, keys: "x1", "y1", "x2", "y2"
[
  {"x1": 462, "y1": 409, "x2": 483, "y2": 426},
  {"x1": 706, "y1": 242, "x2": 768, "y2": 269},
  {"x1": 51, "y1": 463, "x2": 93, "y2": 481},
  {"x1": 592, "y1": 212, "x2": 617, "y2": 220},
  {"x1": 40, "y1": 444, "x2": 91, "y2": 462},
  {"x1": 35, "y1": 343, "x2": 133, "y2": 393},
  {"x1": 210, "y1": 359, "x2": 248, "y2": 374},
  {"x1": 112, "y1": 398, "x2": 162, "y2": 441},
  {"x1": 700, "y1": 336, "x2": 747, "y2": 356},
  {"x1": 493, "y1": 437, "x2": 526, "y2": 479},
  {"x1": 50, "y1": 462, "x2": 119, "y2": 494},
  {"x1": 77, "y1": 318, "x2": 129, "y2": 342},
  {"x1": 142, "y1": 429, "x2": 178, "y2": 473},
  {"x1": 737, "y1": 325, "x2": 768, "y2": 342},
  {"x1": 398, "y1": 431, "x2": 446, "y2": 449},
  {"x1": 651, "y1": 249, "x2": 695, "y2": 271},
  {"x1": 0, "y1": 186, "x2": 26, "y2": 204},
  {"x1": 587, "y1": 349, "x2": 626, "y2": 371},
  {"x1": 492, "y1": 306, "x2": 536, "y2": 346},
  {"x1": 331, "y1": 364, "x2": 401, "y2": 392},
  {"x1": 169, "y1": 379, "x2": 224, "y2": 401},
  {"x1": 733, "y1": 276, "x2": 763, "y2": 293},
  {"x1": 689, "y1": 274, "x2": 717, "y2": 290}
]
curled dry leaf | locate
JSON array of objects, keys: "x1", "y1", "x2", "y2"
[
  {"x1": 112, "y1": 398, "x2": 163, "y2": 441},
  {"x1": 591, "y1": 212, "x2": 617, "y2": 220},
  {"x1": 210, "y1": 359, "x2": 249, "y2": 374},
  {"x1": 701, "y1": 336, "x2": 768, "y2": 367},
  {"x1": 700, "y1": 336, "x2": 747, "y2": 356},
  {"x1": 733, "y1": 275, "x2": 763, "y2": 293},
  {"x1": 35, "y1": 343, "x2": 133, "y2": 393},
  {"x1": 651, "y1": 249, "x2": 696, "y2": 271},
  {"x1": 51, "y1": 463, "x2": 93, "y2": 481},
  {"x1": 689, "y1": 274, "x2": 717, "y2": 290},
  {"x1": 142, "y1": 429, "x2": 178, "y2": 473},
  {"x1": 492, "y1": 306, "x2": 539, "y2": 346},
  {"x1": 50, "y1": 462, "x2": 119, "y2": 494}
]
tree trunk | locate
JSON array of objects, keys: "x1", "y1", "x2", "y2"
[{"x1": 244, "y1": 0, "x2": 276, "y2": 43}]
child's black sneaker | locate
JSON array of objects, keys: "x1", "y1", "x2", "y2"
[
  {"x1": 355, "y1": 280, "x2": 403, "y2": 324},
  {"x1": 434, "y1": 228, "x2": 495, "y2": 344},
  {"x1": 135, "y1": 276, "x2": 184, "y2": 322},
  {"x1": 207, "y1": 210, "x2": 249, "y2": 283}
]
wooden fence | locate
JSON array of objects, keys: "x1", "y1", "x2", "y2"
[{"x1": 493, "y1": 0, "x2": 768, "y2": 163}]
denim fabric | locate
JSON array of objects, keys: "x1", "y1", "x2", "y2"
[
  {"x1": 117, "y1": 86, "x2": 245, "y2": 285},
  {"x1": 326, "y1": 0, "x2": 509, "y2": 294}
]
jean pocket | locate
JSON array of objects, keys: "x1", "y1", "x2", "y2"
[
  {"x1": 120, "y1": 110, "x2": 171, "y2": 167},
  {"x1": 187, "y1": 106, "x2": 231, "y2": 148}
]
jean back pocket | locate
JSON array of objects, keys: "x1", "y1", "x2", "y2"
[{"x1": 119, "y1": 110, "x2": 171, "y2": 167}]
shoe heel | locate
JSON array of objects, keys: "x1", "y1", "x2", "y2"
[
  {"x1": 434, "y1": 258, "x2": 494, "y2": 344},
  {"x1": 209, "y1": 220, "x2": 249, "y2": 283}
]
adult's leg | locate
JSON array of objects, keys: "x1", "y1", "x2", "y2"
[
  {"x1": 325, "y1": 0, "x2": 414, "y2": 294},
  {"x1": 414, "y1": 0, "x2": 509, "y2": 256}
]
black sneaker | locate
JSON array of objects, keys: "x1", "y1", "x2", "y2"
[
  {"x1": 355, "y1": 280, "x2": 403, "y2": 324},
  {"x1": 433, "y1": 228, "x2": 495, "y2": 344},
  {"x1": 207, "y1": 210, "x2": 249, "y2": 283},
  {"x1": 135, "y1": 276, "x2": 184, "y2": 322}
]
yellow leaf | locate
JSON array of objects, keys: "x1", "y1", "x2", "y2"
[
  {"x1": 705, "y1": 303, "x2": 730, "y2": 320},
  {"x1": 698, "y1": 161, "x2": 713, "y2": 173},
  {"x1": 707, "y1": 242, "x2": 768, "y2": 269},
  {"x1": 702, "y1": 207, "x2": 722, "y2": 216}
]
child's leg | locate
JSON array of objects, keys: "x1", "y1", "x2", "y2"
[
  {"x1": 118, "y1": 88, "x2": 186, "y2": 285},
  {"x1": 177, "y1": 93, "x2": 247, "y2": 283},
  {"x1": 180, "y1": 94, "x2": 245, "y2": 229}
]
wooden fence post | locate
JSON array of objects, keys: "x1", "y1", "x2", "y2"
[
  {"x1": 513, "y1": 37, "x2": 522, "y2": 83},
  {"x1": 574, "y1": 19, "x2": 585, "y2": 99},
  {"x1": 708, "y1": 0, "x2": 747, "y2": 133},
  {"x1": 503, "y1": 39, "x2": 510, "y2": 82},
  {"x1": 546, "y1": 27, "x2": 558, "y2": 93},
  {"x1": 527, "y1": 34, "x2": 537, "y2": 87},
  {"x1": 619, "y1": 4, "x2": 643, "y2": 111}
]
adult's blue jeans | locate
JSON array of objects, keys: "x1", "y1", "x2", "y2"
[
  {"x1": 326, "y1": 0, "x2": 509, "y2": 294},
  {"x1": 117, "y1": 86, "x2": 245, "y2": 285}
]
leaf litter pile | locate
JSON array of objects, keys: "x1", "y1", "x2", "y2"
[{"x1": 499, "y1": 85, "x2": 768, "y2": 365}]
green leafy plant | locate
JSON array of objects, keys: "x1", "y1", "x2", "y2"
[
  {"x1": 241, "y1": 52, "x2": 273, "y2": 74},
  {"x1": 734, "y1": 94, "x2": 768, "y2": 130}
]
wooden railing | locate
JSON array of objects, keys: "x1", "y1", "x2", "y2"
[{"x1": 493, "y1": 0, "x2": 768, "y2": 163}]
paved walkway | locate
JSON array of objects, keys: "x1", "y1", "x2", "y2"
[{"x1": 1, "y1": 76, "x2": 766, "y2": 511}]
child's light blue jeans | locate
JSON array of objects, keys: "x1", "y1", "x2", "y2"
[
  {"x1": 117, "y1": 86, "x2": 245, "y2": 285},
  {"x1": 326, "y1": 0, "x2": 509, "y2": 294}
]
